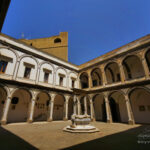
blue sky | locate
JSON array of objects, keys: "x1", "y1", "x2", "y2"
[{"x1": 2, "y1": 0, "x2": 150, "y2": 65}]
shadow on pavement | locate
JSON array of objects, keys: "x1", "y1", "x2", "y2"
[
  {"x1": 0, "y1": 126, "x2": 38, "y2": 150},
  {"x1": 61, "y1": 125, "x2": 150, "y2": 150}
]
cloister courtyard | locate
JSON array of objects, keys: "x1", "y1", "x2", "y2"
[{"x1": 0, "y1": 121, "x2": 150, "y2": 150}]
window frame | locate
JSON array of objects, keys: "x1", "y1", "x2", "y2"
[
  {"x1": 24, "y1": 66, "x2": 32, "y2": 79},
  {"x1": 0, "y1": 60, "x2": 8, "y2": 74}
]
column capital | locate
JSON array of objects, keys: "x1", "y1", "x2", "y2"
[
  {"x1": 103, "y1": 92, "x2": 109, "y2": 98},
  {"x1": 49, "y1": 92, "x2": 56, "y2": 99},
  {"x1": 64, "y1": 94, "x2": 70, "y2": 100}
]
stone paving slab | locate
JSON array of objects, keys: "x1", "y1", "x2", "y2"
[{"x1": 0, "y1": 121, "x2": 150, "y2": 150}]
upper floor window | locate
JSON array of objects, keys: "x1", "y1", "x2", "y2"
[
  {"x1": 43, "y1": 68, "x2": 51, "y2": 83},
  {"x1": 72, "y1": 80, "x2": 75, "y2": 88},
  {"x1": 71, "y1": 77, "x2": 76, "y2": 88},
  {"x1": 59, "y1": 76, "x2": 63, "y2": 86},
  {"x1": 0, "y1": 60, "x2": 8, "y2": 74},
  {"x1": 59, "y1": 73, "x2": 65, "y2": 86},
  {"x1": 44, "y1": 72, "x2": 49, "y2": 83},
  {"x1": 24, "y1": 67, "x2": 31, "y2": 79},
  {"x1": 54, "y1": 38, "x2": 61, "y2": 43},
  {"x1": 23, "y1": 62, "x2": 35, "y2": 79}
]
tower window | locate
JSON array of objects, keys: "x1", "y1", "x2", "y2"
[
  {"x1": 0, "y1": 60, "x2": 8, "y2": 73},
  {"x1": 54, "y1": 38, "x2": 61, "y2": 43},
  {"x1": 24, "y1": 67, "x2": 31, "y2": 79}
]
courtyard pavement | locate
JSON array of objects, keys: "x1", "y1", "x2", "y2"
[{"x1": 0, "y1": 121, "x2": 150, "y2": 150}]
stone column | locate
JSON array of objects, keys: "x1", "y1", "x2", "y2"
[
  {"x1": 73, "y1": 95, "x2": 77, "y2": 115},
  {"x1": 84, "y1": 96, "x2": 88, "y2": 115},
  {"x1": 13, "y1": 60, "x2": 20, "y2": 80},
  {"x1": 47, "y1": 93, "x2": 55, "y2": 122},
  {"x1": 66, "y1": 75, "x2": 69, "y2": 89},
  {"x1": 1, "y1": 96, "x2": 11, "y2": 125},
  {"x1": 77, "y1": 96, "x2": 81, "y2": 115},
  {"x1": 142, "y1": 58, "x2": 149, "y2": 78},
  {"x1": 28, "y1": 98, "x2": 36, "y2": 123},
  {"x1": 100, "y1": 65, "x2": 107, "y2": 86},
  {"x1": 118, "y1": 60, "x2": 125, "y2": 82},
  {"x1": 64, "y1": 95, "x2": 70, "y2": 121},
  {"x1": 104, "y1": 95, "x2": 112, "y2": 123},
  {"x1": 90, "y1": 99, "x2": 95, "y2": 121},
  {"x1": 35, "y1": 67, "x2": 40, "y2": 84},
  {"x1": 125, "y1": 95, "x2": 135, "y2": 125},
  {"x1": 53, "y1": 71, "x2": 56, "y2": 86},
  {"x1": 87, "y1": 70, "x2": 92, "y2": 89}
]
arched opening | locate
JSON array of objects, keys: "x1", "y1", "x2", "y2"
[
  {"x1": 145, "y1": 50, "x2": 150, "y2": 71},
  {"x1": 105, "y1": 62, "x2": 121, "y2": 84},
  {"x1": 80, "y1": 72, "x2": 89, "y2": 89},
  {"x1": 129, "y1": 88, "x2": 150, "y2": 124},
  {"x1": 93, "y1": 94, "x2": 106, "y2": 122},
  {"x1": 53, "y1": 94, "x2": 65, "y2": 120},
  {"x1": 0, "y1": 86, "x2": 7, "y2": 120},
  {"x1": 109, "y1": 91, "x2": 128, "y2": 123},
  {"x1": 80, "y1": 96, "x2": 90, "y2": 115},
  {"x1": 91, "y1": 68, "x2": 102, "y2": 87},
  {"x1": 34, "y1": 92, "x2": 50, "y2": 122},
  {"x1": 122, "y1": 55, "x2": 145, "y2": 80},
  {"x1": 68, "y1": 97, "x2": 73, "y2": 120},
  {"x1": 7, "y1": 89, "x2": 31, "y2": 123}
]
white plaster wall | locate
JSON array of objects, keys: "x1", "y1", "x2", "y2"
[
  {"x1": 56, "y1": 68, "x2": 67, "y2": 87},
  {"x1": 39, "y1": 63, "x2": 54, "y2": 84},
  {"x1": 17, "y1": 57, "x2": 38, "y2": 81},
  {"x1": 0, "y1": 48, "x2": 17, "y2": 76}
]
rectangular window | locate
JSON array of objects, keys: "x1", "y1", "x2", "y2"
[
  {"x1": 59, "y1": 76, "x2": 63, "y2": 86},
  {"x1": 0, "y1": 60, "x2": 8, "y2": 73},
  {"x1": 72, "y1": 80, "x2": 75, "y2": 88},
  {"x1": 44, "y1": 72, "x2": 49, "y2": 83},
  {"x1": 24, "y1": 67, "x2": 31, "y2": 79}
]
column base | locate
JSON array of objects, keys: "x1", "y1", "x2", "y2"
[
  {"x1": 27, "y1": 119, "x2": 33, "y2": 123},
  {"x1": 91, "y1": 118, "x2": 95, "y2": 122},
  {"x1": 107, "y1": 120, "x2": 112, "y2": 123},
  {"x1": 1, "y1": 120, "x2": 7, "y2": 125},
  {"x1": 128, "y1": 120, "x2": 135, "y2": 125},
  {"x1": 47, "y1": 118, "x2": 53, "y2": 122},
  {"x1": 63, "y1": 118, "x2": 68, "y2": 121}
]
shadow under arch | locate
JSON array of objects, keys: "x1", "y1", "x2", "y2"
[
  {"x1": 7, "y1": 88, "x2": 33, "y2": 123},
  {"x1": 53, "y1": 94, "x2": 65, "y2": 120},
  {"x1": 33, "y1": 91, "x2": 51, "y2": 122},
  {"x1": 104, "y1": 62, "x2": 121, "y2": 84},
  {"x1": 92, "y1": 93, "x2": 106, "y2": 122},
  {"x1": 108, "y1": 90, "x2": 128, "y2": 123},
  {"x1": 128, "y1": 87, "x2": 150, "y2": 124}
]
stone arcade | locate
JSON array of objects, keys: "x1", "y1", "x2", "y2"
[{"x1": 0, "y1": 33, "x2": 150, "y2": 126}]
